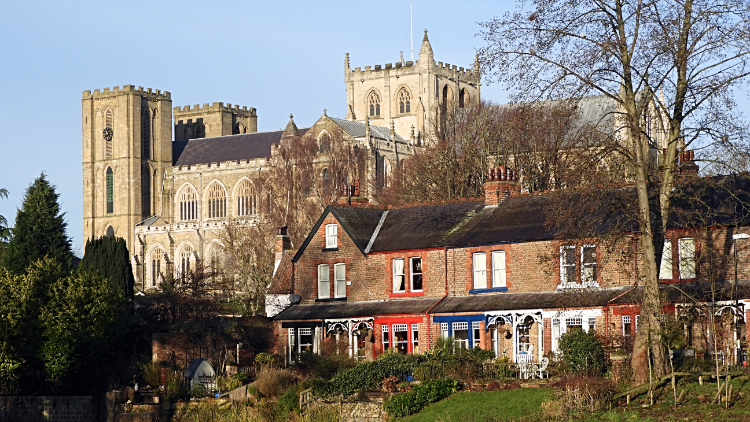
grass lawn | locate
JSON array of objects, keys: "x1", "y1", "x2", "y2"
[{"x1": 398, "y1": 387, "x2": 552, "y2": 422}]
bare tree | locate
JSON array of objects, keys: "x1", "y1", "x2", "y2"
[
  {"x1": 479, "y1": 0, "x2": 750, "y2": 376},
  {"x1": 214, "y1": 129, "x2": 366, "y2": 314}
]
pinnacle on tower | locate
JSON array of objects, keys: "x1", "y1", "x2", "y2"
[
  {"x1": 419, "y1": 29, "x2": 433, "y2": 60},
  {"x1": 282, "y1": 113, "x2": 299, "y2": 137}
]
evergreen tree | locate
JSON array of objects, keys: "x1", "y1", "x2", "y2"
[
  {"x1": 80, "y1": 236, "x2": 135, "y2": 299},
  {"x1": 0, "y1": 188, "x2": 10, "y2": 261},
  {"x1": 1, "y1": 175, "x2": 74, "y2": 273}
]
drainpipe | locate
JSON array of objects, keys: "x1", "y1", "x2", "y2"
[{"x1": 424, "y1": 247, "x2": 450, "y2": 351}]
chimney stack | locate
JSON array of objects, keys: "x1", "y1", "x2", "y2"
[
  {"x1": 677, "y1": 150, "x2": 699, "y2": 176},
  {"x1": 336, "y1": 179, "x2": 369, "y2": 206},
  {"x1": 483, "y1": 166, "x2": 521, "y2": 206},
  {"x1": 274, "y1": 226, "x2": 292, "y2": 273}
]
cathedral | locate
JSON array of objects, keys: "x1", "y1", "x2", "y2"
[{"x1": 81, "y1": 31, "x2": 481, "y2": 291}]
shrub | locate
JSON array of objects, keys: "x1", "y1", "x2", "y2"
[
  {"x1": 277, "y1": 383, "x2": 301, "y2": 414},
  {"x1": 255, "y1": 352, "x2": 281, "y2": 368},
  {"x1": 550, "y1": 375, "x2": 617, "y2": 415},
  {"x1": 558, "y1": 329, "x2": 607, "y2": 376},
  {"x1": 383, "y1": 378, "x2": 459, "y2": 417},
  {"x1": 325, "y1": 352, "x2": 423, "y2": 397},
  {"x1": 139, "y1": 362, "x2": 162, "y2": 388},
  {"x1": 294, "y1": 351, "x2": 355, "y2": 380},
  {"x1": 252, "y1": 366, "x2": 294, "y2": 398}
]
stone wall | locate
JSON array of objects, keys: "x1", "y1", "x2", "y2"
[{"x1": 0, "y1": 395, "x2": 96, "y2": 422}]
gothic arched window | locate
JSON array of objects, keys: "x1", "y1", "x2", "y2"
[
  {"x1": 459, "y1": 89, "x2": 468, "y2": 108},
  {"x1": 322, "y1": 168, "x2": 330, "y2": 192},
  {"x1": 398, "y1": 89, "x2": 411, "y2": 114},
  {"x1": 149, "y1": 247, "x2": 164, "y2": 288},
  {"x1": 208, "y1": 246, "x2": 222, "y2": 282},
  {"x1": 368, "y1": 91, "x2": 381, "y2": 117},
  {"x1": 179, "y1": 185, "x2": 198, "y2": 221},
  {"x1": 142, "y1": 108, "x2": 151, "y2": 159},
  {"x1": 207, "y1": 183, "x2": 226, "y2": 219},
  {"x1": 105, "y1": 110, "x2": 114, "y2": 159},
  {"x1": 141, "y1": 165, "x2": 151, "y2": 217},
  {"x1": 179, "y1": 245, "x2": 194, "y2": 279},
  {"x1": 236, "y1": 180, "x2": 256, "y2": 216},
  {"x1": 106, "y1": 226, "x2": 115, "y2": 237},
  {"x1": 195, "y1": 122, "x2": 205, "y2": 139},
  {"x1": 319, "y1": 133, "x2": 331, "y2": 154},
  {"x1": 106, "y1": 167, "x2": 114, "y2": 214}
]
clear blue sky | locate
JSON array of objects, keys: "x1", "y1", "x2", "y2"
[{"x1": 0, "y1": 0, "x2": 513, "y2": 255}]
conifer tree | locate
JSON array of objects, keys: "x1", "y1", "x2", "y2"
[
  {"x1": 0, "y1": 188, "x2": 10, "y2": 260},
  {"x1": 1, "y1": 175, "x2": 74, "y2": 273},
  {"x1": 80, "y1": 236, "x2": 134, "y2": 299}
]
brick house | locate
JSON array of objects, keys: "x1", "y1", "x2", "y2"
[{"x1": 269, "y1": 166, "x2": 750, "y2": 365}]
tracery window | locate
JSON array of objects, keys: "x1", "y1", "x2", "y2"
[
  {"x1": 207, "y1": 183, "x2": 226, "y2": 219},
  {"x1": 106, "y1": 167, "x2": 114, "y2": 214},
  {"x1": 149, "y1": 247, "x2": 164, "y2": 288},
  {"x1": 208, "y1": 246, "x2": 222, "y2": 282},
  {"x1": 398, "y1": 89, "x2": 411, "y2": 113},
  {"x1": 368, "y1": 91, "x2": 381, "y2": 117},
  {"x1": 236, "y1": 180, "x2": 256, "y2": 216},
  {"x1": 179, "y1": 185, "x2": 198, "y2": 221},
  {"x1": 180, "y1": 245, "x2": 194, "y2": 279},
  {"x1": 319, "y1": 133, "x2": 331, "y2": 154}
]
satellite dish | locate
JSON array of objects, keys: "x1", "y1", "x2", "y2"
[{"x1": 290, "y1": 294, "x2": 302, "y2": 304}]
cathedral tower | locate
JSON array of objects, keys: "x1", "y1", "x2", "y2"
[
  {"x1": 82, "y1": 85, "x2": 173, "y2": 253},
  {"x1": 345, "y1": 30, "x2": 480, "y2": 142}
]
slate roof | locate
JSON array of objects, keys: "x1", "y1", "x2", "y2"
[
  {"x1": 268, "y1": 250, "x2": 295, "y2": 295},
  {"x1": 273, "y1": 297, "x2": 438, "y2": 320},
  {"x1": 369, "y1": 201, "x2": 486, "y2": 252},
  {"x1": 135, "y1": 215, "x2": 165, "y2": 227},
  {"x1": 293, "y1": 206, "x2": 385, "y2": 261},
  {"x1": 172, "y1": 129, "x2": 309, "y2": 166},
  {"x1": 430, "y1": 287, "x2": 632, "y2": 313},
  {"x1": 329, "y1": 117, "x2": 408, "y2": 143}
]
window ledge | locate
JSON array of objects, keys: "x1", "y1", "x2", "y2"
[
  {"x1": 469, "y1": 287, "x2": 508, "y2": 294},
  {"x1": 322, "y1": 247, "x2": 339, "y2": 252},
  {"x1": 315, "y1": 297, "x2": 347, "y2": 303},
  {"x1": 389, "y1": 292, "x2": 424, "y2": 298},
  {"x1": 557, "y1": 282, "x2": 600, "y2": 290}
]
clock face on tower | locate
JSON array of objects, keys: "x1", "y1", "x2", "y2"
[{"x1": 103, "y1": 127, "x2": 113, "y2": 142}]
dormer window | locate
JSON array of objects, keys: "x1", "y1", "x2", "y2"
[{"x1": 325, "y1": 224, "x2": 337, "y2": 248}]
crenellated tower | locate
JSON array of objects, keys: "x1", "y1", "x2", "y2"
[
  {"x1": 344, "y1": 30, "x2": 480, "y2": 143},
  {"x1": 82, "y1": 85, "x2": 173, "y2": 253}
]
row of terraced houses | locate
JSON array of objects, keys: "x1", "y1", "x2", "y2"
[{"x1": 267, "y1": 164, "x2": 750, "y2": 366}]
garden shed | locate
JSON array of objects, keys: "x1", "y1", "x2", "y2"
[{"x1": 183, "y1": 358, "x2": 216, "y2": 392}]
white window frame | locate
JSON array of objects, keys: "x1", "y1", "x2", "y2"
[
  {"x1": 623, "y1": 315, "x2": 632, "y2": 337},
  {"x1": 392, "y1": 258, "x2": 405, "y2": 293},
  {"x1": 491, "y1": 250, "x2": 506, "y2": 288},
  {"x1": 453, "y1": 322, "x2": 469, "y2": 350},
  {"x1": 472, "y1": 321, "x2": 481, "y2": 349},
  {"x1": 472, "y1": 252, "x2": 487, "y2": 289},
  {"x1": 581, "y1": 245, "x2": 596, "y2": 285},
  {"x1": 679, "y1": 238, "x2": 696, "y2": 279},
  {"x1": 560, "y1": 246, "x2": 576, "y2": 286},
  {"x1": 659, "y1": 241, "x2": 673, "y2": 279},
  {"x1": 411, "y1": 324, "x2": 419, "y2": 353},
  {"x1": 393, "y1": 324, "x2": 408, "y2": 354},
  {"x1": 334, "y1": 263, "x2": 346, "y2": 298},
  {"x1": 317, "y1": 264, "x2": 330, "y2": 299},
  {"x1": 382, "y1": 325, "x2": 390, "y2": 351},
  {"x1": 288, "y1": 328, "x2": 296, "y2": 363},
  {"x1": 298, "y1": 327, "x2": 314, "y2": 353},
  {"x1": 325, "y1": 224, "x2": 337, "y2": 248},
  {"x1": 410, "y1": 257, "x2": 423, "y2": 292},
  {"x1": 440, "y1": 322, "x2": 449, "y2": 338}
]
